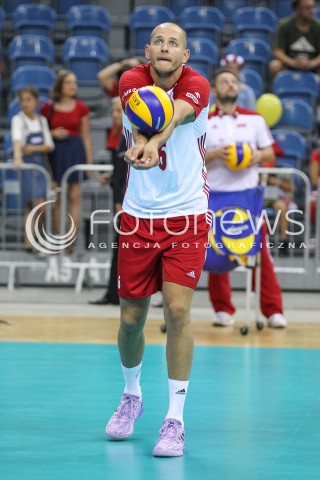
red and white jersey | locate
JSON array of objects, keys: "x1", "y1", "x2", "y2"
[
  {"x1": 206, "y1": 106, "x2": 274, "y2": 191},
  {"x1": 119, "y1": 63, "x2": 211, "y2": 218}
]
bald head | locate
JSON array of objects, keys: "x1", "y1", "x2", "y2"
[{"x1": 150, "y1": 23, "x2": 187, "y2": 49}]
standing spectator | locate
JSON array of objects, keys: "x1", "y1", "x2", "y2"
[
  {"x1": 89, "y1": 97, "x2": 127, "y2": 305},
  {"x1": 12, "y1": 87, "x2": 54, "y2": 252},
  {"x1": 205, "y1": 69, "x2": 287, "y2": 328},
  {"x1": 269, "y1": 0, "x2": 320, "y2": 79},
  {"x1": 40, "y1": 70, "x2": 93, "y2": 235},
  {"x1": 98, "y1": 57, "x2": 145, "y2": 99},
  {"x1": 309, "y1": 144, "x2": 320, "y2": 224},
  {"x1": 219, "y1": 54, "x2": 256, "y2": 110}
]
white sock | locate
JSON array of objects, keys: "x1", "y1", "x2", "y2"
[
  {"x1": 122, "y1": 362, "x2": 142, "y2": 397},
  {"x1": 165, "y1": 378, "x2": 189, "y2": 426}
]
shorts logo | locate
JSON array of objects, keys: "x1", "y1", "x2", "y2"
[
  {"x1": 187, "y1": 271, "x2": 196, "y2": 278},
  {"x1": 118, "y1": 275, "x2": 121, "y2": 288}
]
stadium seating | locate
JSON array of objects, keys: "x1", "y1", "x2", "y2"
[
  {"x1": 187, "y1": 38, "x2": 218, "y2": 79},
  {"x1": 10, "y1": 65, "x2": 55, "y2": 96},
  {"x1": 168, "y1": 0, "x2": 201, "y2": 19},
  {"x1": 66, "y1": 5, "x2": 110, "y2": 38},
  {"x1": 7, "y1": 95, "x2": 49, "y2": 123},
  {"x1": 8, "y1": 35, "x2": 54, "y2": 68},
  {"x1": 0, "y1": 7, "x2": 5, "y2": 28},
  {"x1": 3, "y1": 132, "x2": 13, "y2": 159},
  {"x1": 233, "y1": 7, "x2": 277, "y2": 42},
  {"x1": 56, "y1": 0, "x2": 86, "y2": 16},
  {"x1": 225, "y1": 38, "x2": 272, "y2": 76},
  {"x1": 273, "y1": 71, "x2": 319, "y2": 106},
  {"x1": 62, "y1": 36, "x2": 109, "y2": 85},
  {"x1": 275, "y1": 99, "x2": 314, "y2": 137},
  {"x1": 241, "y1": 68, "x2": 264, "y2": 97},
  {"x1": 180, "y1": 7, "x2": 225, "y2": 46},
  {"x1": 216, "y1": 0, "x2": 250, "y2": 22},
  {"x1": 130, "y1": 6, "x2": 175, "y2": 54},
  {"x1": 2, "y1": 1, "x2": 32, "y2": 15},
  {"x1": 12, "y1": 4, "x2": 56, "y2": 37},
  {"x1": 271, "y1": 129, "x2": 307, "y2": 169},
  {"x1": 275, "y1": 0, "x2": 293, "y2": 19}
]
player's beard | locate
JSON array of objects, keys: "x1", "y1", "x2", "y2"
[{"x1": 217, "y1": 92, "x2": 238, "y2": 105}]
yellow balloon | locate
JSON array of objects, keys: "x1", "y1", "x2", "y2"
[{"x1": 255, "y1": 93, "x2": 283, "y2": 127}]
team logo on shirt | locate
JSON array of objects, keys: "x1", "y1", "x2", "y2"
[{"x1": 186, "y1": 91, "x2": 200, "y2": 104}]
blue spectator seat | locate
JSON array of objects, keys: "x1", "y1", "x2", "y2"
[
  {"x1": 188, "y1": 38, "x2": 218, "y2": 79},
  {"x1": 7, "y1": 94, "x2": 49, "y2": 123},
  {"x1": 12, "y1": 4, "x2": 56, "y2": 37},
  {"x1": 275, "y1": 99, "x2": 314, "y2": 137},
  {"x1": 66, "y1": 5, "x2": 110, "y2": 38},
  {"x1": 271, "y1": 129, "x2": 307, "y2": 169},
  {"x1": 4, "y1": 132, "x2": 13, "y2": 158},
  {"x1": 62, "y1": 36, "x2": 109, "y2": 85},
  {"x1": 8, "y1": 35, "x2": 54, "y2": 68},
  {"x1": 216, "y1": 0, "x2": 250, "y2": 22},
  {"x1": 56, "y1": 0, "x2": 86, "y2": 16},
  {"x1": 0, "y1": 7, "x2": 5, "y2": 28},
  {"x1": 2, "y1": 1, "x2": 32, "y2": 15},
  {"x1": 315, "y1": 7, "x2": 320, "y2": 19},
  {"x1": 225, "y1": 38, "x2": 272, "y2": 76},
  {"x1": 168, "y1": 0, "x2": 201, "y2": 19},
  {"x1": 273, "y1": 71, "x2": 319, "y2": 106},
  {"x1": 130, "y1": 6, "x2": 175, "y2": 54},
  {"x1": 233, "y1": 7, "x2": 277, "y2": 42},
  {"x1": 10, "y1": 66, "x2": 55, "y2": 96},
  {"x1": 275, "y1": 0, "x2": 293, "y2": 19},
  {"x1": 180, "y1": 7, "x2": 225, "y2": 46},
  {"x1": 187, "y1": 63, "x2": 209, "y2": 79},
  {"x1": 241, "y1": 68, "x2": 264, "y2": 97}
]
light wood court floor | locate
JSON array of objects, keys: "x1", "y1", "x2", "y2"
[{"x1": 1, "y1": 315, "x2": 320, "y2": 348}]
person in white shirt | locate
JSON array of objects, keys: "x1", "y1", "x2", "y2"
[
  {"x1": 105, "y1": 23, "x2": 211, "y2": 457},
  {"x1": 11, "y1": 87, "x2": 54, "y2": 251},
  {"x1": 205, "y1": 68, "x2": 287, "y2": 329}
]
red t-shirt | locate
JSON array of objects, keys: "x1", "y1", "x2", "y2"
[
  {"x1": 40, "y1": 100, "x2": 89, "y2": 136},
  {"x1": 104, "y1": 78, "x2": 119, "y2": 98},
  {"x1": 311, "y1": 149, "x2": 320, "y2": 164},
  {"x1": 119, "y1": 62, "x2": 209, "y2": 119}
]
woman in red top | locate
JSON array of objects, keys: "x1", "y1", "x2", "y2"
[{"x1": 40, "y1": 69, "x2": 93, "y2": 233}]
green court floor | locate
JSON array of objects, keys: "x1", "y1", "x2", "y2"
[{"x1": 1, "y1": 343, "x2": 319, "y2": 480}]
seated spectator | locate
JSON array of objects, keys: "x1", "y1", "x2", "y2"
[
  {"x1": 269, "y1": 0, "x2": 320, "y2": 78},
  {"x1": 11, "y1": 87, "x2": 54, "y2": 253}
]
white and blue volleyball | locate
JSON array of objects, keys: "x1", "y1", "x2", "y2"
[
  {"x1": 125, "y1": 86, "x2": 174, "y2": 134},
  {"x1": 225, "y1": 142, "x2": 252, "y2": 170}
]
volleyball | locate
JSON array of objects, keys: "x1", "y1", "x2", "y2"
[
  {"x1": 210, "y1": 206, "x2": 256, "y2": 256},
  {"x1": 125, "y1": 85, "x2": 174, "y2": 134},
  {"x1": 225, "y1": 142, "x2": 252, "y2": 170}
]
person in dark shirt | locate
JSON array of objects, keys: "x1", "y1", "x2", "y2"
[
  {"x1": 269, "y1": 0, "x2": 320, "y2": 78},
  {"x1": 89, "y1": 97, "x2": 127, "y2": 305}
]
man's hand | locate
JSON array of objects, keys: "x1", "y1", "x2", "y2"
[
  {"x1": 125, "y1": 140, "x2": 160, "y2": 169},
  {"x1": 250, "y1": 149, "x2": 263, "y2": 166}
]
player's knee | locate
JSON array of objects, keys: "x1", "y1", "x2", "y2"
[
  {"x1": 120, "y1": 314, "x2": 144, "y2": 334},
  {"x1": 165, "y1": 301, "x2": 190, "y2": 334},
  {"x1": 269, "y1": 60, "x2": 283, "y2": 78}
]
